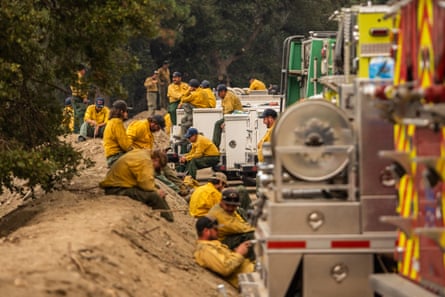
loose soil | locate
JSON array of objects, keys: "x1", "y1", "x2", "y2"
[{"x1": 0, "y1": 112, "x2": 241, "y2": 297}]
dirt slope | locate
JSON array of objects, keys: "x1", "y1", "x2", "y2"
[{"x1": 0, "y1": 127, "x2": 240, "y2": 296}]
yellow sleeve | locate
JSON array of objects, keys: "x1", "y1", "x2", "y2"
[
  {"x1": 194, "y1": 241, "x2": 245, "y2": 277},
  {"x1": 208, "y1": 206, "x2": 255, "y2": 240}
]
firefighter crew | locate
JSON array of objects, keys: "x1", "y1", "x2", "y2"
[
  {"x1": 212, "y1": 84, "x2": 243, "y2": 149},
  {"x1": 143, "y1": 70, "x2": 159, "y2": 116},
  {"x1": 248, "y1": 76, "x2": 267, "y2": 91},
  {"x1": 78, "y1": 97, "x2": 110, "y2": 142},
  {"x1": 257, "y1": 108, "x2": 277, "y2": 163},
  {"x1": 179, "y1": 127, "x2": 220, "y2": 180},
  {"x1": 207, "y1": 188, "x2": 255, "y2": 261},
  {"x1": 99, "y1": 149, "x2": 174, "y2": 222},
  {"x1": 194, "y1": 216, "x2": 254, "y2": 289},
  {"x1": 167, "y1": 71, "x2": 189, "y2": 125},
  {"x1": 102, "y1": 100, "x2": 133, "y2": 167}
]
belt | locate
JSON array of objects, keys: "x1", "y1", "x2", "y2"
[{"x1": 148, "y1": 91, "x2": 158, "y2": 93}]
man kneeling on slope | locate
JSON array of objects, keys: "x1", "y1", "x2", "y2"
[{"x1": 99, "y1": 149, "x2": 174, "y2": 222}]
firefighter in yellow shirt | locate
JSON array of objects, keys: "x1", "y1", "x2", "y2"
[
  {"x1": 99, "y1": 149, "x2": 174, "y2": 222},
  {"x1": 70, "y1": 64, "x2": 90, "y2": 133},
  {"x1": 212, "y1": 84, "x2": 244, "y2": 149},
  {"x1": 257, "y1": 108, "x2": 277, "y2": 163},
  {"x1": 207, "y1": 189, "x2": 255, "y2": 260},
  {"x1": 179, "y1": 79, "x2": 210, "y2": 137},
  {"x1": 200, "y1": 80, "x2": 216, "y2": 108},
  {"x1": 78, "y1": 97, "x2": 110, "y2": 142},
  {"x1": 194, "y1": 216, "x2": 254, "y2": 289},
  {"x1": 102, "y1": 100, "x2": 133, "y2": 167},
  {"x1": 126, "y1": 114, "x2": 165, "y2": 150},
  {"x1": 179, "y1": 127, "x2": 220, "y2": 180},
  {"x1": 189, "y1": 172, "x2": 227, "y2": 218},
  {"x1": 167, "y1": 71, "x2": 189, "y2": 125},
  {"x1": 62, "y1": 97, "x2": 74, "y2": 132},
  {"x1": 248, "y1": 76, "x2": 267, "y2": 91}
]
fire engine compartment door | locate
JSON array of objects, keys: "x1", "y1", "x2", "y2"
[
  {"x1": 268, "y1": 201, "x2": 360, "y2": 234},
  {"x1": 303, "y1": 254, "x2": 373, "y2": 297}
]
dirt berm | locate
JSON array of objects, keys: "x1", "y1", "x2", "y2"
[{"x1": 0, "y1": 122, "x2": 240, "y2": 297}]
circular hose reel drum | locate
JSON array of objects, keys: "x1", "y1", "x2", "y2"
[{"x1": 272, "y1": 99, "x2": 354, "y2": 181}]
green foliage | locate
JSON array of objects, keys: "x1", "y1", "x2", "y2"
[
  {"x1": 164, "y1": 0, "x2": 354, "y2": 87},
  {"x1": 0, "y1": 140, "x2": 87, "y2": 196},
  {"x1": 0, "y1": 0, "x2": 188, "y2": 196}
]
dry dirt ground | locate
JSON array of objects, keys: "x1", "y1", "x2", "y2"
[{"x1": 0, "y1": 112, "x2": 242, "y2": 297}]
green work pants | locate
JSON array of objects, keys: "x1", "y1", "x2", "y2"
[{"x1": 104, "y1": 187, "x2": 174, "y2": 222}]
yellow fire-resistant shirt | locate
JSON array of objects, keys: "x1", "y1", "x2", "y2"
[
  {"x1": 257, "y1": 122, "x2": 275, "y2": 163},
  {"x1": 194, "y1": 240, "x2": 254, "y2": 288},
  {"x1": 99, "y1": 149, "x2": 156, "y2": 191},
  {"x1": 207, "y1": 204, "x2": 255, "y2": 242},
  {"x1": 83, "y1": 104, "x2": 110, "y2": 124},
  {"x1": 189, "y1": 182, "x2": 222, "y2": 218},
  {"x1": 167, "y1": 82, "x2": 189, "y2": 103},
  {"x1": 185, "y1": 135, "x2": 220, "y2": 162},
  {"x1": 249, "y1": 79, "x2": 267, "y2": 91},
  {"x1": 103, "y1": 118, "x2": 133, "y2": 158},
  {"x1": 202, "y1": 88, "x2": 217, "y2": 108},
  {"x1": 180, "y1": 88, "x2": 210, "y2": 108},
  {"x1": 222, "y1": 91, "x2": 243, "y2": 114},
  {"x1": 126, "y1": 119, "x2": 154, "y2": 150}
]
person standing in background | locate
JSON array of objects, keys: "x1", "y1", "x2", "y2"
[
  {"x1": 70, "y1": 64, "x2": 89, "y2": 133},
  {"x1": 157, "y1": 60, "x2": 171, "y2": 111},
  {"x1": 144, "y1": 70, "x2": 159, "y2": 116},
  {"x1": 167, "y1": 71, "x2": 189, "y2": 125}
]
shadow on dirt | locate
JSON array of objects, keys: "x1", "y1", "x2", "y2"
[{"x1": 0, "y1": 205, "x2": 40, "y2": 238}]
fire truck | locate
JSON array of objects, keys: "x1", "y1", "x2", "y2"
[
  {"x1": 366, "y1": 0, "x2": 445, "y2": 296},
  {"x1": 238, "y1": 4, "x2": 419, "y2": 297}
]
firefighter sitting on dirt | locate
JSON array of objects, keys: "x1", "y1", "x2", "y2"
[
  {"x1": 99, "y1": 149, "x2": 174, "y2": 222},
  {"x1": 78, "y1": 97, "x2": 110, "y2": 142},
  {"x1": 103, "y1": 100, "x2": 133, "y2": 167},
  {"x1": 126, "y1": 115, "x2": 190, "y2": 197},
  {"x1": 193, "y1": 216, "x2": 254, "y2": 289},
  {"x1": 207, "y1": 188, "x2": 255, "y2": 261},
  {"x1": 189, "y1": 172, "x2": 227, "y2": 217}
]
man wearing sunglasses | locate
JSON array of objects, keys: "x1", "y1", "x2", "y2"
[{"x1": 193, "y1": 216, "x2": 254, "y2": 288}]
